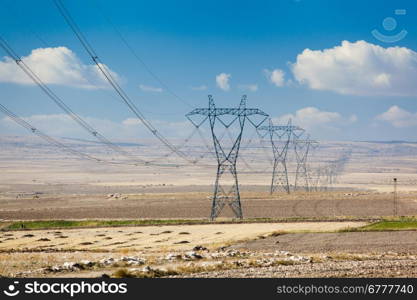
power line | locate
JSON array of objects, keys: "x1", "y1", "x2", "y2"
[
  {"x1": 0, "y1": 36, "x2": 154, "y2": 166},
  {"x1": 0, "y1": 103, "x2": 122, "y2": 165},
  {"x1": 53, "y1": 0, "x2": 196, "y2": 164},
  {"x1": 186, "y1": 95, "x2": 269, "y2": 219},
  {"x1": 0, "y1": 103, "x2": 184, "y2": 167},
  {"x1": 91, "y1": 0, "x2": 194, "y2": 109},
  {"x1": 0, "y1": 6, "x2": 202, "y2": 165}
]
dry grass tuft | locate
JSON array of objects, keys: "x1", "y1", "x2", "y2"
[{"x1": 112, "y1": 268, "x2": 178, "y2": 278}]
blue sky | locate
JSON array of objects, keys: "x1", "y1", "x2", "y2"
[{"x1": 1, "y1": 0, "x2": 417, "y2": 141}]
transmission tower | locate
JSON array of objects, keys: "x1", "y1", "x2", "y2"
[
  {"x1": 257, "y1": 119, "x2": 304, "y2": 194},
  {"x1": 186, "y1": 95, "x2": 268, "y2": 220},
  {"x1": 294, "y1": 136, "x2": 318, "y2": 191}
]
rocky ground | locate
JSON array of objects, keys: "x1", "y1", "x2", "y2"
[
  {"x1": 177, "y1": 256, "x2": 417, "y2": 278},
  {"x1": 1, "y1": 228, "x2": 416, "y2": 278},
  {"x1": 4, "y1": 246, "x2": 416, "y2": 278}
]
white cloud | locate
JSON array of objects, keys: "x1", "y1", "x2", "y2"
[
  {"x1": 291, "y1": 40, "x2": 417, "y2": 96},
  {"x1": 273, "y1": 107, "x2": 357, "y2": 131},
  {"x1": 264, "y1": 69, "x2": 286, "y2": 87},
  {"x1": 139, "y1": 84, "x2": 163, "y2": 92},
  {"x1": 190, "y1": 85, "x2": 207, "y2": 91},
  {"x1": 238, "y1": 84, "x2": 258, "y2": 92},
  {"x1": 0, "y1": 47, "x2": 118, "y2": 89},
  {"x1": 376, "y1": 106, "x2": 417, "y2": 128},
  {"x1": 122, "y1": 118, "x2": 141, "y2": 126},
  {"x1": 216, "y1": 73, "x2": 231, "y2": 91}
]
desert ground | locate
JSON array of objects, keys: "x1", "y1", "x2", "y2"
[{"x1": 0, "y1": 135, "x2": 417, "y2": 277}]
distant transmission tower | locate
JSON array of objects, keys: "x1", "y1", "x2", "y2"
[
  {"x1": 258, "y1": 119, "x2": 304, "y2": 194},
  {"x1": 294, "y1": 136, "x2": 318, "y2": 191},
  {"x1": 186, "y1": 95, "x2": 268, "y2": 220}
]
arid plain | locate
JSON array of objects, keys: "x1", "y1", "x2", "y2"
[{"x1": 1, "y1": 135, "x2": 417, "y2": 277}]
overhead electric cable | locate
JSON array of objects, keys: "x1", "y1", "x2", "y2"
[
  {"x1": 53, "y1": 0, "x2": 196, "y2": 164},
  {"x1": 0, "y1": 36, "x2": 157, "y2": 166},
  {"x1": 91, "y1": 0, "x2": 194, "y2": 109},
  {"x1": 0, "y1": 103, "x2": 182, "y2": 167}
]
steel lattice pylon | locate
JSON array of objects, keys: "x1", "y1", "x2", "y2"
[
  {"x1": 258, "y1": 119, "x2": 304, "y2": 194},
  {"x1": 186, "y1": 95, "x2": 268, "y2": 220},
  {"x1": 294, "y1": 136, "x2": 318, "y2": 191}
]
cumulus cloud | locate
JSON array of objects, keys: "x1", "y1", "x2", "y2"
[
  {"x1": 291, "y1": 40, "x2": 417, "y2": 96},
  {"x1": 216, "y1": 73, "x2": 231, "y2": 91},
  {"x1": 264, "y1": 69, "x2": 286, "y2": 87},
  {"x1": 376, "y1": 106, "x2": 417, "y2": 128},
  {"x1": 0, "y1": 47, "x2": 118, "y2": 89},
  {"x1": 273, "y1": 107, "x2": 357, "y2": 131},
  {"x1": 238, "y1": 84, "x2": 258, "y2": 92},
  {"x1": 190, "y1": 85, "x2": 207, "y2": 91},
  {"x1": 139, "y1": 84, "x2": 163, "y2": 92}
]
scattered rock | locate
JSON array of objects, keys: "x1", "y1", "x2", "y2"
[
  {"x1": 193, "y1": 245, "x2": 208, "y2": 251},
  {"x1": 80, "y1": 260, "x2": 95, "y2": 268},
  {"x1": 62, "y1": 262, "x2": 84, "y2": 271},
  {"x1": 174, "y1": 240, "x2": 190, "y2": 244},
  {"x1": 37, "y1": 238, "x2": 50, "y2": 242},
  {"x1": 165, "y1": 253, "x2": 182, "y2": 261},
  {"x1": 120, "y1": 256, "x2": 146, "y2": 265},
  {"x1": 100, "y1": 258, "x2": 116, "y2": 265},
  {"x1": 225, "y1": 249, "x2": 243, "y2": 257},
  {"x1": 285, "y1": 255, "x2": 311, "y2": 263},
  {"x1": 183, "y1": 251, "x2": 204, "y2": 260},
  {"x1": 107, "y1": 193, "x2": 125, "y2": 199},
  {"x1": 22, "y1": 234, "x2": 35, "y2": 238},
  {"x1": 141, "y1": 266, "x2": 153, "y2": 273},
  {"x1": 46, "y1": 262, "x2": 85, "y2": 272}
]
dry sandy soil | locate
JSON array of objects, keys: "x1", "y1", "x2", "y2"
[
  {"x1": 0, "y1": 222, "x2": 365, "y2": 253},
  {"x1": 1, "y1": 189, "x2": 417, "y2": 220}
]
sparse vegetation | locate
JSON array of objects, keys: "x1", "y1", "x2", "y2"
[
  {"x1": 113, "y1": 268, "x2": 140, "y2": 278},
  {"x1": 3, "y1": 219, "x2": 205, "y2": 231},
  {"x1": 2, "y1": 216, "x2": 377, "y2": 231},
  {"x1": 341, "y1": 217, "x2": 417, "y2": 232},
  {"x1": 113, "y1": 267, "x2": 179, "y2": 278}
]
